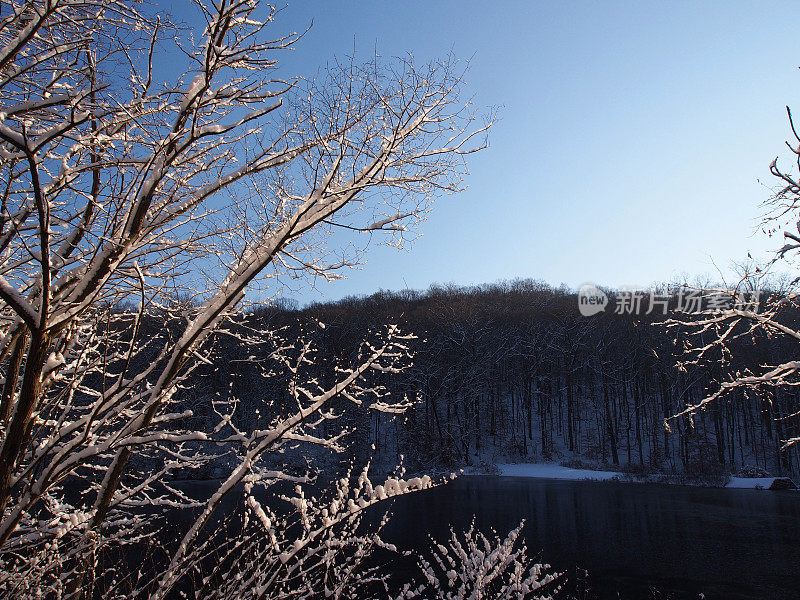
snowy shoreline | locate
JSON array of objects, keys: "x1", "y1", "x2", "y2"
[
  {"x1": 462, "y1": 462, "x2": 797, "y2": 490},
  {"x1": 495, "y1": 463, "x2": 621, "y2": 481}
]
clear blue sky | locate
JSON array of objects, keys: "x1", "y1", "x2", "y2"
[{"x1": 173, "y1": 1, "x2": 800, "y2": 304}]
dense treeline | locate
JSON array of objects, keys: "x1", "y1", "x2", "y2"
[{"x1": 177, "y1": 279, "x2": 800, "y2": 480}]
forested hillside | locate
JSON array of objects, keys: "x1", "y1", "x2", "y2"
[{"x1": 179, "y1": 279, "x2": 800, "y2": 481}]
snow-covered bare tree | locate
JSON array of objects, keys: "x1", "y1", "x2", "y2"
[
  {"x1": 0, "y1": 2, "x2": 565, "y2": 600},
  {"x1": 667, "y1": 104, "x2": 800, "y2": 452}
]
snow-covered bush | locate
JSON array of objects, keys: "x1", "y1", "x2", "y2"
[
  {"x1": 177, "y1": 464, "x2": 437, "y2": 600},
  {"x1": 395, "y1": 519, "x2": 562, "y2": 600},
  {"x1": 736, "y1": 465, "x2": 771, "y2": 479}
]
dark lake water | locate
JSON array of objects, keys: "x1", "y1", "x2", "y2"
[
  {"x1": 167, "y1": 475, "x2": 800, "y2": 599},
  {"x1": 375, "y1": 476, "x2": 800, "y2": 600}
]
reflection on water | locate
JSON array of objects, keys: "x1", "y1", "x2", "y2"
[{"x1": 377, "y1": 476, "x2": 800, "y2": 600}]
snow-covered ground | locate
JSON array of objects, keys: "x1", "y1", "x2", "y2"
[
  {"x1": 491, "y1": 463, "x2": 623, "y2": 481},
  {"x1": 466, "y1": 462, "x2": 796, "y2": 490},
  {"x1": 726, "y1": 477, "x2": 783, "y2": 489}
]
